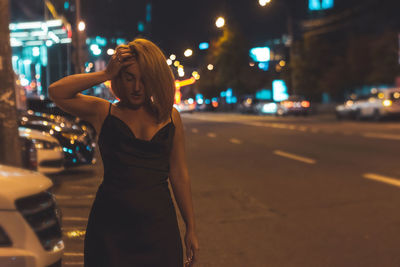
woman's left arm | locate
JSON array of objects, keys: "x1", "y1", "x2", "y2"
[{"x1": 169, "y1": 107, "x2": 199, "y2": 265}]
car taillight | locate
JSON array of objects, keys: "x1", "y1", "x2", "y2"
[
  {"x1": 283, "y1": 101, "x2": 294, "y2": 108},
  {"x1": 301, "y1": 101, "x2": 310, "y2": 108}
]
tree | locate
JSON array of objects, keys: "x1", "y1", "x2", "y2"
[{"x1": 198, "y1": 26, "x2": 265, "y2": 98}]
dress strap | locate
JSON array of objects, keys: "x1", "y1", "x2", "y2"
[
  {"x1": 170, "y1": 110, "x2": 173, "y2": 124},
  {"x1": 108, "y1": 102, "x2": 112, "y2": 115}
]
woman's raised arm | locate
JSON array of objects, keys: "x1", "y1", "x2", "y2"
[{"x1": 48, "y1": 45, "x2": 134, "y2": 125}]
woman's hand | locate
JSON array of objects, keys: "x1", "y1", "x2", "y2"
[
  {"x1": 104, "y1": 45, "x2": 135, "y2": 80},
  {"x1": 184, "y1": 230, "x2": 199, "y2": 266}
]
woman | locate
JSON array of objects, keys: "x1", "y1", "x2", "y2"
[{"x1": 48, "y1": 38, "x2": 199, "y2": 266}]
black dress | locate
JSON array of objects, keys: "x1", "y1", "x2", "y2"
[{"x1": 84, "y1": 103, "x2": 183, "y2": 267}]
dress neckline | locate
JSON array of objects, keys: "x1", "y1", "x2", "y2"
[{"x1": 107, "y1": 114, "x2": 173, "y2": 143}]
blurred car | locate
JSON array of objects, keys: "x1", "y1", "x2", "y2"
[
  {"x1": 195, "y1": 98, "x2": 219, "y2": 112},
  {"x1": 174, "y1": 100, "x2": 196, "y2": 113},
  {"x1": 277, "y1": 95, "x2": 311, "y2": 116},
  {"x1": 237, "y1": 97, "x2": 258, "y2": 114},
  {"x1": 19, "y1": 127, "x2": 64, "y2": 174},
  {"x1": 0, "y1": 164, "x2": 64, "y2": 266},
  {"x1": 351, "y1": 88, "x2": 400, "y2": 120},
  {"x1": 19, "y1": 114, "x2": 96, "y2": 167},
  {"x1": 254, "y1": 100, "x2": 279, "y2": 115},
  {"x1": 335, "y1": 97, "x2": 357, "y2": 120}
]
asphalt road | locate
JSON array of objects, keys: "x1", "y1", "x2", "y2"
[{"x1": 49, "y1": 113, "x2": 400, "y2": 267}]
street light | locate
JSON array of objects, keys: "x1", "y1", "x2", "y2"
[
  {"x1": 107, "y1": 48, "x2": 115, "y2": 55},
  {"x1": 184, "y1": 49, "x2": 193, "y2": 57},
  {"x1": 259, "y1": 0, "x2": 271, "y2": 7},
  {"x1": 78, "y1": 21, "x2": 85, "y2": 31},
  {"x1": 207, "y1": 64, "x2": 214, "y2": 71},
  {"x1": 170, "y1": 54, "x2": 176, "y2": 60},
  {"x1": 215, "y1": 17, "x2": 225, "y2": 28}
]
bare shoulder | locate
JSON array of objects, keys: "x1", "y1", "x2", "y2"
[{"x1": 171, "y1": 106, "x2": 183, "y2": 128}]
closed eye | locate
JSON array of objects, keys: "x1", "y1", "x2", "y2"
[{"x1": 124, "y1": 72, "x2": 135, "y2": 81}]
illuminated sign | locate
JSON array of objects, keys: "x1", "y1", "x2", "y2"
[
  {"x1": 256, "y1": 89, "x2": 272, "y2": 100},
  {"x1": 309, "y1": 0, "x2": 334, "y2": 10},
  {"x1": 199, "y1": 42, "x2": 209, "y2": 50},
  {"x1": 175, "y1": 77, "x2": 196, "y2": 89},
  {"x1": 272, "y1": 80, "x2": 289, "y2": 102},
  {"x1": 250, "y1": 47, "x2": 270, "y2": 62}
]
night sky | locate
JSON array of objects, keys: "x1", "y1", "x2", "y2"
[{"x1": 11, "y1": 0, "x2": 306, "y2": 56}]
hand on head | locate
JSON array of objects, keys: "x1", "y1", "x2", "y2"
[{"x1": 105, "y1": 45, "x2": 136, "y2": 80}]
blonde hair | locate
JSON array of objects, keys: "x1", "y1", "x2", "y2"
[{"x1": 111, "y1": 38, "x2": 176, "y2": 123}]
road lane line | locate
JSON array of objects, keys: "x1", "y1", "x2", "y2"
[
  {"x1": 191, "y1": 128, "x2": 199, "y2": 133},
  {"x1": 273, "y1": 150, "x2": 316, "y2": 164},
  {"x1": 363, "y1": 173, "x2": 400, "y2": 188},
  {"x1": 63, "y1": 217, "x2": 87, "y2": 221},
  {"x1": 229, "y1": 138, "x2": 242, "y2": 144},
  {"x1": 207, "y1": 132, "x2": 217, "y2": 138},
  {"x1": 363, "y1": 133, "x2": 400, "y2": 141},
  {"x1": 64, "y1": 252, "x2": 84, "y2": 257}
]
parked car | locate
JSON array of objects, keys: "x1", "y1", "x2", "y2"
[
  {"x1": 19, "y1": 127, "x2": 64, "y2": 174},
  {"x1": 0, "y1": 164, "x2": 64, "y2": 266},
  {"x1": 19, "y1": 114, "x2": 96, "y2": 167},
  {"x1": 26, "y1": 98, "x2": 97, "y2": 140},
  {"x1": 351, "y1": 88, "x2": 400, "y2": 120},
  {"x1": 277, "y1": 95, "x2": 311, "y2": 116}
]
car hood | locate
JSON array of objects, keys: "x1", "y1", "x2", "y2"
[
  {"x1": 19, "y1": 127, "x2": 59, "y2": 144},
  {"x1": 0, "y1": 165, "x2": 53, "y2": 210}
]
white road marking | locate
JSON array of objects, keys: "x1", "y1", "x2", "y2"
[
  {"x1": 64, "y1": 252, "x2": 84, "y2": 257},
  {"x1": 207, "y1": 132, "x2": 217, "y2": 138},
  {"x1": 363, "y1": 133, "x2": 400, "y2": 141},
  {"x1": 363, "y1": 173, "x2": 400, "y2": 188},
  {"x1": 64, "y1": 262, "x2": 84, "y2": 266},
  {"x1": 55, "y1": 194, "x2": 95, "y2": 200},
  {"x1": 273, "y1": 150, "x2": 316, "y2": 164},
  {"x1": 191, "y1": 128, "x2": 199, "y2": 133},
  {"x1": 229, "y1": 138, "x2": 242, "y2": 144},
  {"x1": 63, "y1": 217, "x2": 88, "y2": 222}
]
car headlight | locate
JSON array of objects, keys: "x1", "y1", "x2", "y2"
[
  {"x1": 0, "y1": 225, "x2": 12, "y2": 247},
  {"x1": 383, "y1": 100, "x2": 392, "y2": 107}
]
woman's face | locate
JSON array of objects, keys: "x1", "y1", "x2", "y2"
[{"x1": 120, "y1": 61, "x2": 146, "y2": 107}]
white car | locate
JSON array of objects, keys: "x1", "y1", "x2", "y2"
[
  {"x1": 352, "y1": 88, "x2": 400, "y2": 120},
  {"x1": 0, "y1": 164, "x2": 64, "y2": 266},
  {"x1": 19, "y1": 127, "x2": 64, "y2": 174}
]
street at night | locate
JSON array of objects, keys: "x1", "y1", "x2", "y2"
[
  {"x1": 49, "y1": 113, "x2": 400, "y2": 266},
  {"x1": 1, "y1": 0, "x2": 400, "y2": 266}
]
